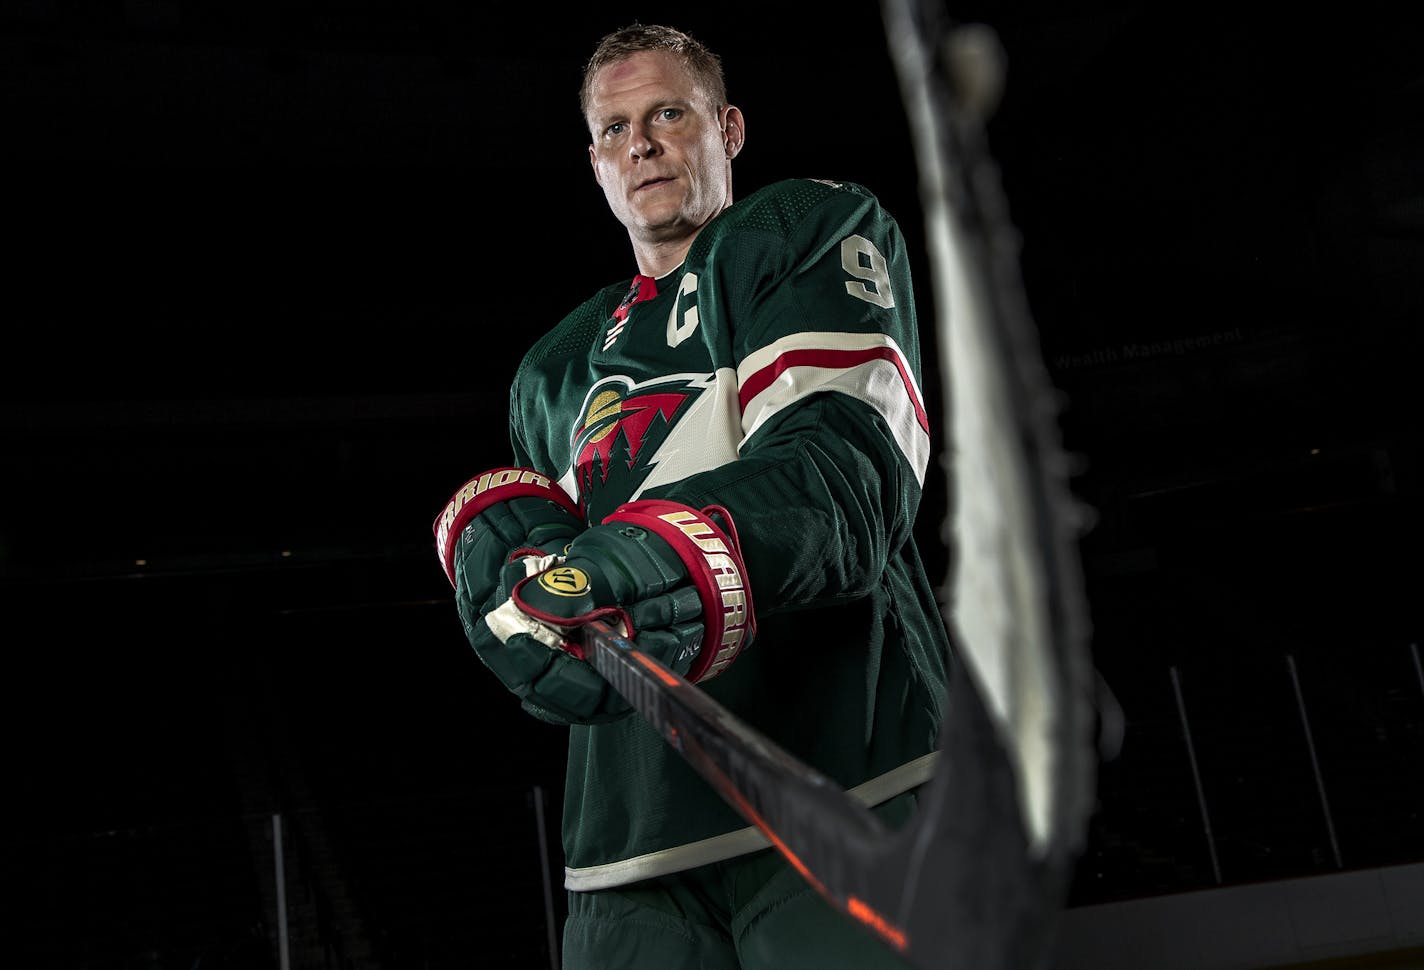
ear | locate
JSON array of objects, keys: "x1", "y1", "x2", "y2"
[
  {"x1": 720, "y1": 105, "x2": 745, "y2": 160},
  {"x1": 589, "y1": 144, "x2": 602, "y2": 186}
]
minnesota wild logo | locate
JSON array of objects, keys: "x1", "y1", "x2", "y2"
[{"x1": 569, "y1": 375, "x2": 704, "y2": 520}]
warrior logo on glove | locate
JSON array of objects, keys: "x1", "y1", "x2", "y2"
[
  {"x1": 513, "y1": 499, "x2": 755, "y2": 684},
  {"x1": 539, "y1": 567, "x2": 592, "y2": 597},
  {"x1": 433, "y1": 464, "x2": 755, "y2": 720}
]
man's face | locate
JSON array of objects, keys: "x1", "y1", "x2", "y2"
[{"x1": 586, "y1": 50, "x2": 738, "y2": 249}]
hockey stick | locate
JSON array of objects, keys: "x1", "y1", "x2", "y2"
[
  {"x1": 580, "y1": 3, "x2": 1098, "y2": 968},
  {"x1": 583, "y1": 601, "x2": 1065, "y2": 970}
]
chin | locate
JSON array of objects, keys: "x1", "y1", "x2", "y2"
[{"x1": 632, "y1": 213, "x2": 689, "y2": 238}]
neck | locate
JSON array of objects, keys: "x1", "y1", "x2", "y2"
[
  {"x1": 631, "y1": 190, "x2": 734, "y2": 278},
  {"x1": 633, "y1": 237, "x2": 694, "y2": 279}
]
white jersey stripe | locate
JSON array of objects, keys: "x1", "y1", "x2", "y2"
[
  {"x1": 563, "y1": 752, "x2": 938, "y2": 892},
  {"x1": 737, "y1": 332, "x2": 931, "y2": 485}
]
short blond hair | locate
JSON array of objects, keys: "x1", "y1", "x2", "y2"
[{"x1": 579, "y1": 23, "x2": 727, "y2": 121}]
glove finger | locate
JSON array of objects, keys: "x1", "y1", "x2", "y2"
[
  {"x1": 453, "y1": 527, "x2": 516, "y2": 601},
  {"x1": 476, "y1": 623, "x2": 560, "y2": 691},
  {"x1": 630, "y1": 624, "x2": 705, "y2": 679},
  {"x1": 530, "y1": 654, "x2": 625, "y2": 720},
  {"x1": 455, "y1": 503, "x2": 549, "y2": 591},
  {"x1": 490, "y1": 554, "x2": 563, "y2": 609},
  {"x1": 480, "y1": 499, "x2": 543, "y2": 550},
  {"x1": 474, "y1": 620, "x2": 629, "y2": 722},
  {"x1": 475, "y1": 601, "x2": 635, "y2": 724},
  {"x1": 625, "y1": 586, "x2": 703, "y2": 630},
  {"x1": 453, "y1": 495, "x2": 576, "y2": 598},
  {"x1": 563, "y1": 524, "x2": 686, "y2": 601}
]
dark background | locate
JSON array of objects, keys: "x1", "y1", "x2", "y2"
[{"x1": 2, "y1": 3, "x2": 1422, "y2": 968}]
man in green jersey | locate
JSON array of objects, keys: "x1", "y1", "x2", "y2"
[{"x1": 433, "y1": 23, "x2": 950, "y2": 969}]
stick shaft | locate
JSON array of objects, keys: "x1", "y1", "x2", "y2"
[{"x1": 581, "y1": 620, "x2": 907, "y2": 949}]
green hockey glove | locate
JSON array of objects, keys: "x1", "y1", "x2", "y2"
[
  {"x1": 476, "y1": 500, "x2": 757, "y2": 724},
  {"x1": 432, "y1": 467, "x2": 583, "y2": 609}
]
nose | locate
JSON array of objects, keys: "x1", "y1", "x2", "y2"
[{"x1": 628, "y1": 122, "x2": 659, "y2": 160}]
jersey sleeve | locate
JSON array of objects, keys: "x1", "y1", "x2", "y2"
[
  {"x1": 646, "y1": 183, "x2": 934, "y2": 615},
  {"x1": 509, "y1": 377, "x2": 536, "y2": 470}
]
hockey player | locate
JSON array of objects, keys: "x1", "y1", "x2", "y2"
[{"x1": 433, "y1": 23, "x2": 950, "y2": 969}]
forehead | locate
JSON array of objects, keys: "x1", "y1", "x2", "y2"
[{"x1": 586, "y1": 50, "x2": 705, "y2": 119}]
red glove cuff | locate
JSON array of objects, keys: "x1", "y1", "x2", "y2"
[
  {"x1": 604, "y1": 500, "x2": 756, "y2": 682},
  {"x1": 432, "y1": 468, "x2": 580, "y2": 588}
]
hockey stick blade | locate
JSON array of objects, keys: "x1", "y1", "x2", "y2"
[{"x1": 880, "y1": 0, "x2": 1099, "y2": 964}]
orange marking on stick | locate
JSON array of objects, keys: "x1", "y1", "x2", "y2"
[
  {"x1": 847, "y1": 896, "x2": 908, "y2": 952},
  {"x1": 716, "y1": 781, "x2": 829, "y2": 899},
  {"x1": 630, "y1": 649, "x2": 682, "y2": 688},
  {"x1": 622, "y1": 633, "x2": 908, "y2": 954}
]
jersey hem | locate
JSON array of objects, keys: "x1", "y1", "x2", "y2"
[{"x1": 563, "y1": 751, "x2": 938, "y2": 892}]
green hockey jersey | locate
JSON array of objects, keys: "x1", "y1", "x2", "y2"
[{"x1": 506, "y1": 177, "x2": 951, "y2": 891}]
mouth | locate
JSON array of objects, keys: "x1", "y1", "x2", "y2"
[{"x1": 635, "y1": 176, "x2": 675, "y2": 192}]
